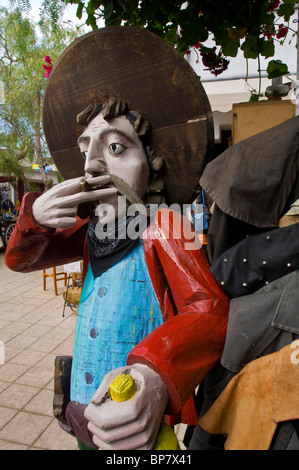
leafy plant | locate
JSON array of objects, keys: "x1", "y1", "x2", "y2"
[
  {"x1": 0, "y1": 5, "x2": 79, "y2": 189},
  {"x1": 63, "y1": 0, "x2": 297, "y2": 78}
]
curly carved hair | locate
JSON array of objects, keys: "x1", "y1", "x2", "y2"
[
  {"x1": 76, "y1": 95, "x2": 164, "y2": 176},
  {"x1": 77, "y1": 95, "x2": 150, "y2": 136}
]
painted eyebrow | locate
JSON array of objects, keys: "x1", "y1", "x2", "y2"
[{"x1": 77, "y1": 127, "x2": 136, "y2": 146}]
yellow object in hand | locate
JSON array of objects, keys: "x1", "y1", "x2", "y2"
[
  {"x1": 109, "y1": 373, "x2": 180, "y2": 450},
  {"x1": 109, "y1": 373, "x2": 136, "y2": 402},
  {"x1": 153, "y1": 422, "x2": 181, "y2": 451}
]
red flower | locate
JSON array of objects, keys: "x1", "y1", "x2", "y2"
[
  {"x1": 276, "y1": 24, "x2": 288, "y2": 39},
  {"x1": 264, "y1": 27, "x2": 274, "y2": 41},
  {"x1": 268, "y1": 0, "x2": 280, "y2": 11},
  {"x1": 43, "y1": 56, "x2": 52, "y2": 78},
  {"x1": 200, "y1": 47, "x2": 229, "y2": 76},
  {"x1": 43, "y1": 64, "x2": 52, "y2": 77}
]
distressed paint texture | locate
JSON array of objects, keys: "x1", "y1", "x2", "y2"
[{"x1": 71, "y1": 239, "x2": 163, "y2": 404}]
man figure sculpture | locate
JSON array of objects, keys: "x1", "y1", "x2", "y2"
[{"x1": 5, "y1": 27, "x2": 229, "y2": 449}]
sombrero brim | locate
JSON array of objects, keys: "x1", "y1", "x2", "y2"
[{"x1": 42, "y1": 26, "x2": 213, "y2": 205}]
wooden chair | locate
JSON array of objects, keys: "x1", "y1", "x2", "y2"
[
  {"x1": 62, "y1": 261, "x2": 83, "y2": 316},
  {"x1": 42, "y1": 266, "x2": 68, "y2": 295}
]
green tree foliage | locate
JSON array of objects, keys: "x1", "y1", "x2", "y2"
[
  {"x1": 65, "y1": 0, "x2": 297, "y2": 77},
  {"x1": 0, "y1": 5, "x2": 80, "y2": 189}
]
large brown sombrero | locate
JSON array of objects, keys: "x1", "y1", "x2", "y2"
[{"x1": 42, "y1": 26, "x2": 213, "y2": 205}]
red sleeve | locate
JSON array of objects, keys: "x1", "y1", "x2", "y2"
[
  {"x1": 127, "y1": 209, "x2": 229, "y2": 417},
  {"x1": 5, "y1": 192, "x2": 89, "y2": 273}
]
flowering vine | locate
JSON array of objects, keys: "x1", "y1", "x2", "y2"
[
  {"x1": 180, "y1": 0, "x2": 295, "y2": 78},
  {"x1": 66, "y1": 0, "x2": 296, "y2": 79}
]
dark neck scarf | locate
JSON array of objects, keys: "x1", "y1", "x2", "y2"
[{"x1": 87, "y1": 212, "x2": 147, "y2": 279}]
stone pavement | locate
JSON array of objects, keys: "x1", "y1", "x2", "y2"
[
  {"x1": 0, "y1": 249, "x2": 187, "y2": 451},
  {"x1": 0, "y1": 249, "x2": 78, "y2": 450}
]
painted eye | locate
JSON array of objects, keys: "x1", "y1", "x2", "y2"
[
  {"x1": 81, "y1": 151, "x2": 87, "y2": 159},
  {"x1": 109, "y1": 143, "x2": 125, "y2": 155}
]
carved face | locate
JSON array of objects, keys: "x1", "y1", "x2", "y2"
[
  {"x1": 78, "y1": 112, "x2": 150, "y2": 198},
  {"x1": 77, "y1": 112, "x2": 150, "y2": 222}
]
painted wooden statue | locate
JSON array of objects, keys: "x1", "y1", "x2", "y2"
[
  {"x1": 6, "y1": 25, "x2": 299, "y2": 451},
  {"x1": 5, "y1": 27, "x2": 229, "y2": 450}
]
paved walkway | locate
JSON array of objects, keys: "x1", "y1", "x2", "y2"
[
  {"x1": 0, "y1": 249, "x2": 186, "y2": 450},
  {"x1": 0, "y1": 249, "x2": 78, "y2": 449}
]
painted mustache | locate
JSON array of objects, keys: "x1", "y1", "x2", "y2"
[{"x1": 77, "y1": 174, "x2": 148, "y2": 220}]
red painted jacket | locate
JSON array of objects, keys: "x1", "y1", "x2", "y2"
[{"x1": 5, "y1": 192, "x2": 229, "y2": 425}]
